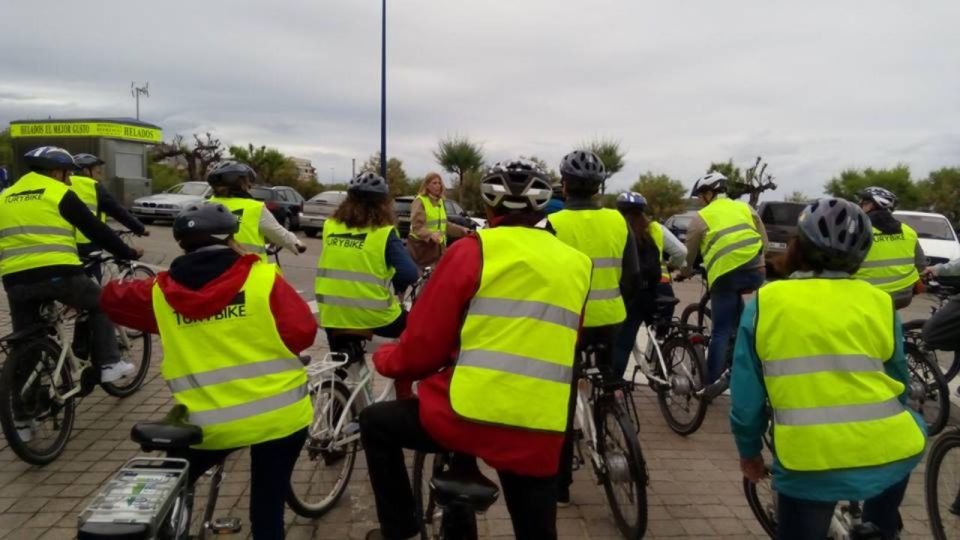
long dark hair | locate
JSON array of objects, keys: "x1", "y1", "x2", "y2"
[
  {"x1": 333, "y1": 195, "x2": 396, "y2": 229},
  {"x1": 775, "y1": 236, "x2": 862, "y2": 276},
  {"x1": 621, "y1": 210, "x2": 655, "y2": 251}
]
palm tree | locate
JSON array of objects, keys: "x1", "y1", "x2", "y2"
[
  {"x1": 433, "y1": 136, "x2": 484, "y2": 204},
  {"x1": 579, "y1": 138, "x2": 626, "y2": 179}
]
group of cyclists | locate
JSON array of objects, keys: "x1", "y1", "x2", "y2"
[{"x1": 0, "y1": 142, "x2": 954, "y2": 539}]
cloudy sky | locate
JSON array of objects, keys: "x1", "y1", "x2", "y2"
[{"x1": 2, "y1": 1, "x2": 958, "y2": 196}]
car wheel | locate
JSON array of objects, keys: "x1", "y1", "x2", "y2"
[
  {"x1": 280, "y1": 213, "x2": 291, "y2": 230},
  {"x1": 304, "y1": 228, "x2": 318, "y2": 238}
]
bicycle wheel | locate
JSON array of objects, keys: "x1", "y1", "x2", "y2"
[
  {"x1": 413, "y1": 451, "x2": 439, "y2": 540},
  {"x1": 680, "y1": 303, "x2": 712, "y2": 336},
  {"x1": 904, "y1": 342, "x2": 950, "y2": 436},
  {"x1": 286, "y1": 379, "x2": 359, "y2": 518},
  {"x1": 596, "y1": 400, "x2": 647, "y2": 540},
  {"x1": 925, "y1": 429, "x2": 960, "y2": 540},
  {"x1": 904, "y1": 319, "x2": 960, "y2": 383},
  {"x1": 743, "y1": 469, "x2": 777, "y2": 539},
  {"x1": 101, "y1": 265, "x2": 155, "y2": 398},
  {"x1": 0, "y1": 338, "x2": 76, "y2": 465},
  {"x1": 656, "y1": 336, "x2": 708, "y2": 436}
]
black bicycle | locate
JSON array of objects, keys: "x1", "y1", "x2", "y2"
[
  {"x1": 412, "y1": 452, "x2": 500, "y2": 540},
  {"x1": 904, "y1": 276, "x2": 960, "y2": 382},
  {"x1": 925, "y1": 425, "x2": 960, "y2": 540}
]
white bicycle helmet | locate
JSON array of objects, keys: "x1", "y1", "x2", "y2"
[
  {"x1": 690, "y1": 172, "x2": 727, "y2": 197},
  {"x1": 480, "y1": 159, "x2": 552, "y2": 212}
]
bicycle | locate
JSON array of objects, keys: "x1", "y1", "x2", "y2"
[
  {"x1": 78, "y1": 404, "x2": 240, "y2": 539},
  {"x1": 904, "y1": 276, "x2": 960, "y2": 382},
  {"x1": 631, "y1": 296, "x2": 709, "y2": 435},
  {"x1": 412, "y1": 452, "x2": 500, "y2": 540},
  {"x1": 0, "y1": 255, "x2": 152, "y2": 465},
  {"x1": 925, "y1": 425, "x2": 960, "y2": 540},
  {"x1": 400, "y1": 266, "x2": 433, "y2": 312}
]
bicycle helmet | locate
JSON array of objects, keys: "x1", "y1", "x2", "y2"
[
  {"x1": 173, "y1": 202, "x2": 240, "y2": 248},
  {"x1": 23, "y1": 146, "x2": 79, "y2": 171},
  {"x1": 858, "y1": 186, "x2": 897, "y2": 211},
  {"x1": 616, "y1": 192, "x2": 647, "y2": 212},
  {"x1": 73, "y1": 153, "x2": 105, "y2": 169},
  {"x1": 559, "y1": 151, "x2": 607, "y2": 185},
  {"x1": 797, "y1": 198, "x2": 873, "y2": 271},
  {"x1": 480, "y1": 159, "x2": 552, "y2": 212},
  {"x1": 348, "y1": 172, "x2": 389, "y2": 200},
  {"x1": 690, "y1": 172, "x2": 727, "y2": 197},
  {"x1": 206, "y1": 161, "x2": 257, "y2": 189}
]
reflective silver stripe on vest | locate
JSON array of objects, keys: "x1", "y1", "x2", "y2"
[
  {"x1": 704, "y1": 223, "x2": 753, "y2": 255},
  {"x1": 705, "y1": 237, "x2": 762, "y2": 272},
  {"x1": 167, "y1": 357, "x2": 304, "y2": 394},
  {"x1": 859, "y1": 258, "x2": 915, "y2": 269},
  {"x1": 86, "y1": 204, "x2": 98, "y2": 214},
  {"x1": 316, "y1": 268, "x2": 390, "y2": 289},
  {"x1": 763, "y1": 354, "x2": 884, "y2": 377},
  {"x1": 863, "y1": 272, "x2": 916, "y2": 286},
  {"x1": 458, "y1": 350, "x2": 572, "y2": 384},
  {"x1": 188, "y1": 384, "x2": 308, "y2": 427},
  {"x1": 0, "y1": 226, "x2": 75, "y2": 239},
  {"x1": 773, "y1": 397, "x2": 906, "y2": 426},
  {"x1": 468, "y1": 298, "x2": 579, "y2": 331},
  {"x1": 0, "y1": 244, "x2": 77, "y2": 261},
  {"x1": 592, "y1": 257, "x2": 621, "y2": 269},
  {"x1": 239, "y1": 243, "x2": 267, "y2": 254},
  {"x1": 316, "y1": 294, "x2": 392, "y2": 310},
  {"x1": 588, "y1": 288, "x2": 621, "y2": 301}
]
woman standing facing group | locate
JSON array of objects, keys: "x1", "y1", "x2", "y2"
[{"x1": 405, "y1": 172, "x2": 471, "y2": 270}]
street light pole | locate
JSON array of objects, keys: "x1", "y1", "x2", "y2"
[{"x1": 380, "y1": 0, "x2": 387, "y2": 179}]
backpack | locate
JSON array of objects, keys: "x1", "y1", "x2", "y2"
[{"x1": 636, "y1": 238, "x2": 662, "y2": 290}]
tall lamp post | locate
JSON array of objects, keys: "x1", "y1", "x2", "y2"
[{"x1": 380, "y1": 0, "x2": 387, "y2": 179}]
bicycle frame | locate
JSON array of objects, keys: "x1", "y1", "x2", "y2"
[
  {"x1": 632, "y1": 324, "x2": 681, "y2": 388},
  {"x1": 17, "y1": 306, "x2": 89, "y2": 406}
]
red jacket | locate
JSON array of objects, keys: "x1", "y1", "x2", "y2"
[
  {"x1": 100, "y1": 254, "x2": 317, "y2": 354},
  {"x1": 373, "y1": 220, "x2": 578, "y2": 478}
]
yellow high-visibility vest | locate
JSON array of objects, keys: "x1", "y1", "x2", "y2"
[
  {"x1": 548, "y1": 208, "x2": 628, "y2": 327},
  {"x1": 152, "y1": 261, "x2": 311, "y2": 450},
  {"x1": 0, "y1": 172, "x2": 80, "y2": 276},
  {"x1": 315, "y1": 219, "x2": 401, "y2": 329},
  {"x1": 209, "y1": 196, "x2": 267, "y2": 261},
  {"x1": 410, "y1": 195, "x2": 447, "y2": 246},
  {"x1": 698, "y1": 197, "x2": 763, "y2": 288},
  {"x1": 649, "y1": 221, "x2": 669, "y2": 282},
  {"x1": 756, "y1": 278, "x2": 925, "y2": 471},
  {"x1": 450, "y1": 226, "x2": 591, "y2": 432},
  {"x1": 854, "y1": 225, "x2": 920, "y2": 294},
  {"x1": 69, "y1": 175, "x2": 105, "y2": 245}
]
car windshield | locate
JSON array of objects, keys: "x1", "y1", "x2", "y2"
[
  {"x1": 169, "y1": 182, "x2": 208, "y2": 196},
  {"x1": 761, "y1": 203, "x2": 805, "y2": 226},
  {"x1": 249, "y1": 187, "x2": 272, "y2": 200},
  {"x1": 896, "y1": 214, "x2": 956, "y2": 241},
  {"x1": 395, "y1": 199, "x2": 412, "y2": 214}
]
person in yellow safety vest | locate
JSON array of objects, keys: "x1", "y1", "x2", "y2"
[
  {"x1": 547, "y1": 150, "x2": 640, "y2": 506},
  {"x1": 206, "y1": 161, "x2": 306, "y2": 260},
  {"x1": 681, "y1": 172, "x2": 768, "y2": 401},
  {"x1": 730, "y1": 198, "x2": 925, "y2": 540},
  {"x1": 853, "y1": 186, "x2": 925, "y2": 309},
  {"x1": 315, "y1": 172, "x2": 419, "y2": 351},
  {"x1": 405, "y1": 172, "x2": 471, "y2": 270},
  {"x1": 101, "y1": 202, "x2": 317, "y2": 539},
  {"x1": 70, "y1": 153, "x2": 148, "y2": 282},
  {"x1": 0, "y1": 147, "x2": 144, "y2": 443},
  {"x1": 360, "y1": 159, "x2": 591, "y2": 540}
]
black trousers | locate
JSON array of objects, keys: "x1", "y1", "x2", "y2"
[
  {"x1": 359, "y1": 399, "x2": 559, "y2": 540},
  {"x1": 170, "y1": 428, "x2": 307, "y2": 540},
  {"x1": 923, "y1": 296, "x2": 960, "y2": 351}
]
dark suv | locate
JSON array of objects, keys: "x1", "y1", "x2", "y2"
[
  {"x1": 758, "y1": 201, "x2": 806, "y2": 275},
  {"x1": 394, "y1": 196, "x2": 477, "y2": 243},
  {"x1": 250, "y1": 185, "x2": 305, "y2": 230}
]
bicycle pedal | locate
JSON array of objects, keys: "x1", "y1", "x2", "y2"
[{"x1": 209, "y1": 516, "x2": 242, "y2": 534}]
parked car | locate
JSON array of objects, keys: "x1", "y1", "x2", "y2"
[
  {"x1": 758, "y1": 201, "x2": 806, "y2": 275},
  {"x1": 394, "y1": 196, "x2": 478, "y2": 243},
  {"x1": 664, "y1": 211, "x2": 698, "y2": 243},
  {"x1": 299, "y1": 191, "x2": 348, "y2": 237},
  {"x1": 131, "y1": 181, "x2": 212, "y2": 224},
  {"x1": 249, "y1": 185, "x2": 305, "y2": 230},
  {"x1": 893, "y1": 211, "x2": 960, "y2": 267}
]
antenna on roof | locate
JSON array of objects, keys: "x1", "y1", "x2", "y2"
[{"x1": 131, "y1": 82, "x2": 150, "y2": 120}]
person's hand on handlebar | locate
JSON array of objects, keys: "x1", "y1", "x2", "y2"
[
  {"x1": 295, "y1": 242, "x2": 307, "y2": 254},
  {"x1": 740, "y1": 455, "x2": 766, "y2": 484},
  {"x1": 923, "y1": 266, "x2": 939, "y2": 279}
]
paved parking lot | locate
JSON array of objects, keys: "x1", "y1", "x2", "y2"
[{"x1": 0, "y1": 224, "x2": 954, "y2": 539}]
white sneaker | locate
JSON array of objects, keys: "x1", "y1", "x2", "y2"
[
  {"x1": 15, "y1": 420, "x2": 36, "y2": 442},
  {"x1": 101, "y1": 361, "x2": 136, "y2": 383}
]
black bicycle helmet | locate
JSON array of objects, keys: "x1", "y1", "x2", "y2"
[
  {"x1": 24, "y1": 146, "x2": 79, "y2": 171},
  {"x1": 858, "y1": 186, "x2": 897, "y2": 211},
  {"x1": 206, "y1": 161, "x2": 257, "y2": 189},
  {"x1": 559, "y1": 151, "x2": 607, "y2": 185},
  {"x1": 173, "y1": 202, "x2": 240, "y2": 249},
  {"x1": 348, "y1": 172, "x2": 389, "y2": 200},
  {"x1": 797, "y1": 198, "x2": 873, "y2": 271},
  {"x1": 690, "y1": 172, "x2": 727, "y2": 197},
  {"x1": 480, "y1": 159, "x2": 552, "y2": 212},
  {"x1": 73, "y1": 153, "x2": 105, "y2": 169}
]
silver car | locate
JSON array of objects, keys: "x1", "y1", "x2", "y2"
[
  {"x1": 300, "y1": 191, "x2": 347, "y2": 237},
  {"x1": 131, "y1": 181, "x2": 212, "y2": 223}
]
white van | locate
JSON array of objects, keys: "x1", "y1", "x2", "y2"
[{"x1": 893, "y1": 211, "x2": 960, "y2": 266}]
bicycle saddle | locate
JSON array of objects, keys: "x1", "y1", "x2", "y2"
[
  {"x1": 431, "y1": 455, "x2": 500, "y2": 512},
  {"x1": 329, "y1": 329, "x2": 374, "y2": 340},
  {"x1": 655, "y1": 296, "x2": 680, "y2": 308},
  {"x1": 131, "y1": 405, "x2": 203, "y2": 452}
]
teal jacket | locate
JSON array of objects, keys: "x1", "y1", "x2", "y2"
[{"x1": 729, "y1": 289, "x2": 925, "y2": 502}]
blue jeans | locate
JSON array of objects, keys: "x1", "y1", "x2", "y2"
[
  {"x1": 776, "y1": 475, "x2": 909, "y2": 540},
  {"x1": 706, "y1": 267, "x2": 764, "y2": 383}
]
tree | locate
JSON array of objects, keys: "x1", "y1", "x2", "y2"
[
  {"x1": 0, "y1": 129, "x2": 13, "y2": 168},
  {"x1": 151, "y1": 133, "x2": 224, "y2": 180},
  {"x1": 823, "y1": 165, "x2": 919, "y2": 209},
  {"x1": 631, "y1": 172, "x2": 687, "y2": 221},
  {"x1": 785, "y1": 191, "x2": 810, "y2": 203},
  {"x1": 919, "y1": 167, "x2": 960, "y2": 224},
  {"x1": 228, "y1": 144, "x2": 300, "y2": 186},
  {"x1": 706, "y1": 159, "x2": 743, "y2": 185},
  {"x1": 434, "y1": 136, "x2": 485, "y2": 204},
  {"x1": 520, "y1": 155, "x2": 560, "y2": 184},
  {"x1": 447, "y1": 168, "x2": 486, "y2": 215},
  {"x1": 360, "y1": 152, "x2": 417, "y2": 197},
  {"x1": 579, "y1": 138, "x2": 625, "y2": 179},
  {"x1": 148, "y1": 162, "x2": 186, "y2": 193}
]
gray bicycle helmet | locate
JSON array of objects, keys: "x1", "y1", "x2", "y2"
[
  {"x1": 480, "y1": 159, "x2": 552, "y2": 212},
  {"x1": 207, "y1": 161, "x2": 257, "y2": 189},
  {"x1": 348, "y1": 172, "x2": 389, "y2": 200},
  {"x1": 690, "y1": 172, "x2": 727, "y2": 197},
  {"x1": 173, "y1": 202, "x2": 240, "y2": 249},
  {"x1": 797, "y1": 198, "x2": 873, "y2": 271},
  {"x1": 858, "y1": 186, "x2": 897, "y2": 211},
  {"x1": 24, "y1": 146, "x2": 79, "y2": 172},
  {"x1": 73, "y1": 153, "x2": 105, "y2": 169},
  {"x1": 559, "y1": 151, "x2": 607, "y2": 185}
]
